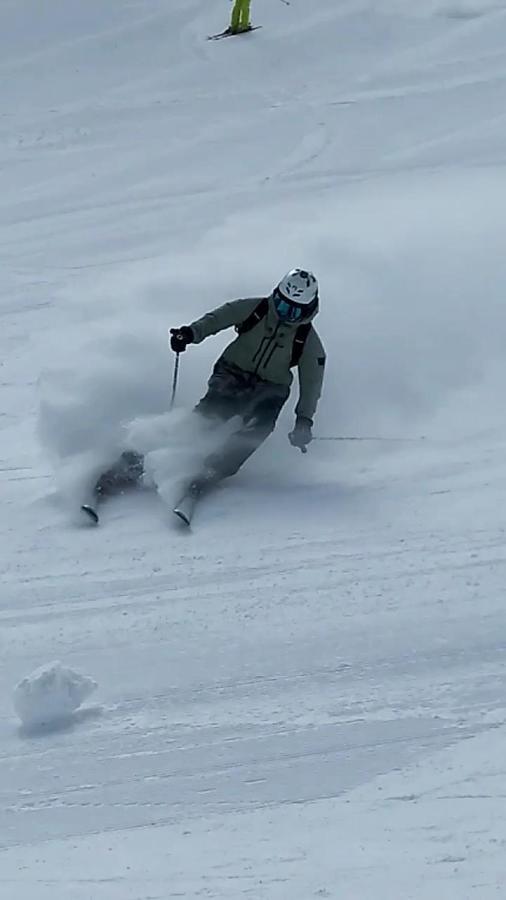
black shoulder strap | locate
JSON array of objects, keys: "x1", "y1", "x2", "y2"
[
  {"x1": 290, "y1": 323, "x2": 312, "y2": 367},
  {"x1": 236, "y1": 298, "x2": 269, "y2": 335}
]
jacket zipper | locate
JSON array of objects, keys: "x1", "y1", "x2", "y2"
[
  {"x1": 252, "y1": 335, "x2": 269, "y2": 364},
  {"x1": 263, "y1": 339, "x2": 281, "y2": 369},
  {"x1": 253, "y1": 322, "x2": 281, "y2": 375}
]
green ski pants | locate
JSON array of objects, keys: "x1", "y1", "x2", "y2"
[{"x1": 230, "y1": 0, "x2": 251, "y2": 32}]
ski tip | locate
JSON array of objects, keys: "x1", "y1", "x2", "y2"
[
  {"x1": 81, "y1": 504, "x2": 100, "y2": 525},
  {"x1": 173, "y1": 507, "x2": 191, "y2": 527}
]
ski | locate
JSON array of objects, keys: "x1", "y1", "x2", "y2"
[
  {"x1": 82, "y1": 492, "x2": 200, "y2": 528},
  {"x1": 208, "y1": 25, "x2": 262, "y2": 41},
  {"x1": 81, "y1": 503, "x2": 100, "y2": 525},
  {"x1": 173, "y1": 469, "x2": 218, "y2": 527},
  {"x1": 173, "y1": 491, "x2": 199, "y2": 527}
]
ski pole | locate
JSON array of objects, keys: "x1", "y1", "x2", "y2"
[{"x1": 170, "y1": 352, "x2": 180, "y2": 411}]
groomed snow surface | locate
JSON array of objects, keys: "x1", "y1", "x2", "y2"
[{"x1": 2, "y1": 1, "x2": 506, "y2": 898}]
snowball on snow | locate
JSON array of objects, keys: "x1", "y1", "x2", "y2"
[{"x1": 13, "y1": 661, "x2": 97, "y2": 727}]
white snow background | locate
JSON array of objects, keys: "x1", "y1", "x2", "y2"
[{"x1": 2, "y1": 0, "x2": 506, "y2": 898}]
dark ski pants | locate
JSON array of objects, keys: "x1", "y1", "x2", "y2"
[
  {"x1": 196, "y1": 359, "x2": 290, "y2": 479},
  {"x1": 94, "y1": 360, "x2": 289, "y2": 496}
]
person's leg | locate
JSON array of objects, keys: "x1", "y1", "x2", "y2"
[
  {"x1": 93, "y1": 449, "x2": 145, "y2": 498},
  {"x1": 239, "y1": 0, "x2": 251, "y2": 30},
  {"x1": 230, "y1": 0, "x2": 241, "y2": 33},
  {"x1": 203, "y1": 383, "x2": 290, "y2": 480},
  {"x1": 194, "y1": 359, "x2": 253, "y2": 422},
  {"x1": 181, "y1": 362, "x2": 256, "y2": 495}
]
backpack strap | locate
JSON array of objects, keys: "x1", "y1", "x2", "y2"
[
  {"x1": 290, "y1": 322, "x2": 312, "y2": 367},
  {"x1": 236, "y1": 298, "x2": 269, "y2": 335}
]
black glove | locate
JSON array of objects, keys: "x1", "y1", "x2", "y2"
[
  {"x1": 170, "y1": 326, "x2": 194, "y2": 353},
  {"x1": 289, "y1": 416, "x2": 313, "y2": 453}
]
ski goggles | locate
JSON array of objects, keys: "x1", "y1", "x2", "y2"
[{"x1": 273, "y1": 289, "x2": 308, "y2": 323}]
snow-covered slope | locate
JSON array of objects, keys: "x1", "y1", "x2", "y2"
[{"x1": 2, "y1": 1, "x2": 506, "y2": 897}]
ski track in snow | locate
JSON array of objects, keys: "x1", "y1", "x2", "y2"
[{"x1": 2, "y1": 1, "x2": 506, "y2": 898}]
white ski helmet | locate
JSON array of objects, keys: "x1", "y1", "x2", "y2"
[
  {"x1": 277, "y1": 269, "x2": 318, "y2": 304},
  {"x1": 273, "y1": 269, "x2": 319, "y2": 322}
]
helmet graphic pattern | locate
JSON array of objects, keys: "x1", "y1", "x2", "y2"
[{"x1": 277, "y1": 269, "x2": 318, "y2": 305}]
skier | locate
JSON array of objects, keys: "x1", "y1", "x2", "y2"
[
  {"x1": 90, "y1": 269, "x2": 325, "y2": 513},
  {"x1": 228, "y1": 0, "x2": 252, "y2": 34}
]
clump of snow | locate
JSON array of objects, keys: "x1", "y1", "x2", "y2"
[{"x1": 13, "y1": 661, "x2": 98, "y2": 728}]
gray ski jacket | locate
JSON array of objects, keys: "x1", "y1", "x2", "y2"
[{"x1": 189, "y1": 296, "x2": 326, "y2": 422}]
